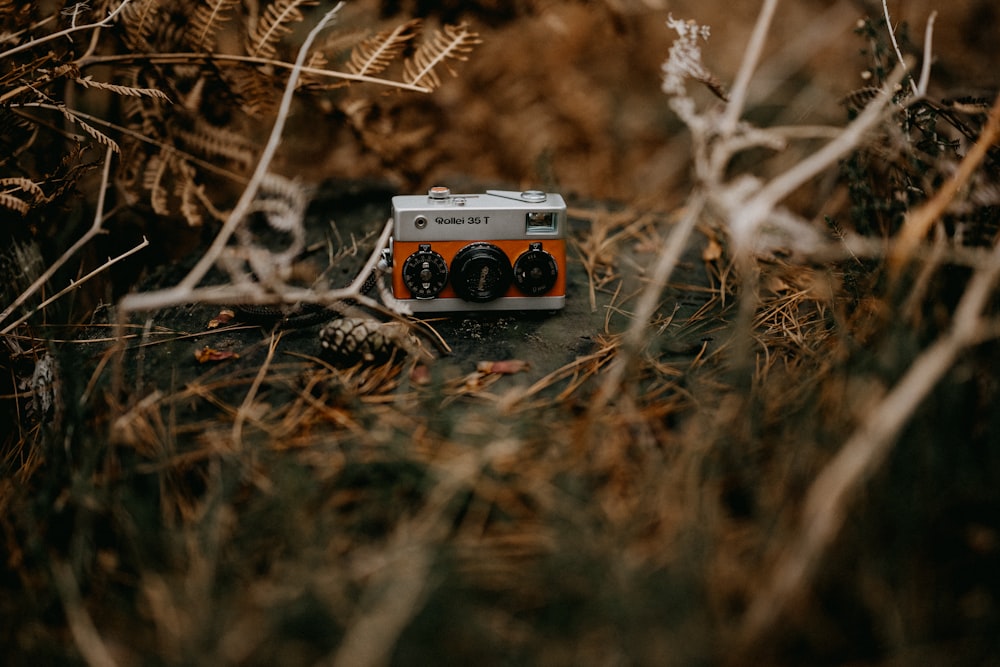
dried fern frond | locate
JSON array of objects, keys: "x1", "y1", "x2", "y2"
[
  {"x1": 175, "y1": 159, "x2": 216, "y2": 227},
  {"x1": 403, "y1": 23, "x2": 481, "y2": 90},
  {"x1": 187, "y1": 0, "x2": 240, "y2": 52},
  {"x1": 173, "y1": 118, "x2": 257, "y2": 171},
  {"x1": 58, "y1": 105, "x2": 120, "y2": 153},
  {"x1": 142, "y1": 151, "x2": 173, "y2": 215},
  {"x1": 247, "y1": 0, "x2": 319, "y2": 59},
  {"x1": 347, "y1": 19, "x2": 421, "y2": 77},
  {"x1": 842, "y1": 86, "x2": 884, "y2": 113},
  {"x1": 119, "y1": 0, "x2": 161, "y2": 51},
  {"x1": 221, "y1": 66, "x2": 279, "y2": 117},
  {"x1": 253, "y1": 172, "x2": 309, "y2": 233},
  {"x1": 0, "y1": 176, "x2": 44, "y2": 200},
  {"x1": 0, "y1": 176, "x2": 44, "y2": 216},
  {"x1": 0, "y1": 192, "x2": 30, "y2": 215},
  {"x1": 179, "y1": 177, "x2": 206, "y2": 227},
  {"x1": 75, "y1": 76, "x2": 171, "y2": 102}
]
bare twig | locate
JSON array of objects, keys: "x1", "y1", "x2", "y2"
[
  {"x1": 0, "y1": 145, "x2": 117, "y2": 334},
  {"x1": 719, "y1": 0, "x2": 778, "y2": 139},
  {"x1": 327, "y1": 438, "x2": 525, "y2": 667},
  {"x1": 593, "y1": 193, "x2": 706, "y2": 408},
  {"x1": 890, "y1": 92, "x2": 1000, "y2": 274},
  {"x1": 728, "y1": 63, "x2": 907, "y2": 248},
  {"x1": 881, "y1": 0, "x2": 918, "y2": 96},
  {"x1": 178, "y1": 2, "x2": 345, "y2": 293},
  {"x1": 232, "y1": 330, "x2": 281, "y2": 448},
  {"x1": 916, "y1": 11, "x2": 937, "y2": 96},
  {"x1": 9, "y1": 104, "x2": 247, "y2": 184},
  {"x1": 736, "y1": 188, "x2": 1000, "y2": 655},
  {"x1": 52, "y1": 561, "x2": 120, "y2": 667},
  {"x1": 79, "y1": 52, "x2": 434, "y2": 93},
  {"x1": 0, "y1": 0, "x2": 134, "y2": 61},
  {"x1": 2, "y1": 237, "x2": 149, "y2": 335}
]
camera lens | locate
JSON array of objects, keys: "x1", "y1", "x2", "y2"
[
  {"x1": 451, "y1": 242, "x2": 513, "y2": 302},
  {"x1": 402, "y1": 244, "x2": 449, "y2": 299},
  {"x1": 514, "y1": 242, "x2": 559, "y2": 295}
]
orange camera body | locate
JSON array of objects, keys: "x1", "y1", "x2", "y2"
[{"x1": 388, "y1": 188, "x2": 567, "y2": 313}]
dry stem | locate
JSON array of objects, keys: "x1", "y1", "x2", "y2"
[
  {"x1": 0, "y1": 0, "x2": 134, "y2": 62},
  {"x1": 79, "y1": 52, "x2": 434, "y2": 93},
  {"x1": 0, "y1": 145, "x2": 117, "y2": 335},
  {"x1": 890, "y1": 91, "x2": 1000, "y2": 274},
  {"x1": 736, "y1": 185, "x2": 1000, "y2": 655},
  {"x1": 881, "y1": 0, "x2": 918, "y2": 96},
  {"x1": 719, "y1": 0, "x2": 778, "y2": 139},
  {"x1": 592, "y1": 193, "x2": 705, "y2": 408}
]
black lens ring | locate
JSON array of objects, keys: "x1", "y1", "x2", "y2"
[{"x1": 450, "y1": 242, "x2": 513, "y2": 302}]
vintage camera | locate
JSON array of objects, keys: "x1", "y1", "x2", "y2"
[{"x1": 386, "y1": 186, "x2": 566, "y2": 313}]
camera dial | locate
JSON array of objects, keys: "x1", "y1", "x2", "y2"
[
  {"x1": 402, "y1": 243, "x2": 449, "y2": 299},
  {"x1": 451, "y1": 242, "x2": 513, "y2": 302},
  {"x1": 514, "y1": 242, "x2": 559, "y2": 295}
]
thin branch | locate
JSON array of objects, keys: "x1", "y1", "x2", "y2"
[
  {"x1": 78, "y1": 52, "x2": 433, "y2": 93},
  {"x1": 592, "y1": 192, "x2": 706, "y2": 409},
  {"x1": 881, "y1": 0, "x2": 918, "y2": 96},
  {"x1": 0, "y1": 0, "x2": 134, "y2": 61},
  {"x1": 730, "y1": 63, "x2": 907, "y2": 247},
  {"x1": 719, "y1": 0, "x2": 778, "y2": 139},
  {"x1": 52, "y1": 561, "x2": 119, "y2": 667},
  {"x1": 2, "y1": 237, "x2": 150, "y2": 335},
  {"x1": 232, "y1": 330, "x2": 281, "y2": 448},
  {"x1": 10, "y1": 104, "x2": 248, "y2": 185},
  {"x1": 328, "y1": 439, "x2": 524, "y2": 667},
  {"x1": 916, "y1": 11, "x2": 937, "y2": 96},
  {"x1": 890, "y1": 91, "x2": 1000, "y2": 274},
  {"x1": 118, "y1": 2, "x2": 348, "y2": 324},
  {"x1": 115, "y1": 12, "x2": 400, "y2": 325},
  {"x1": 0, "y1": 145, "x2": 116, "y2": 333},
  {"x1": 737, "y1": 228, "x2": 1000, "y2": 650},
  {"x1": 176, "y1": 2, "x2": 345, "y2": 293}
]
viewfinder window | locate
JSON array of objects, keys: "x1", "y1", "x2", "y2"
[{"x1": 525, "y1": 212, "x2": 557, "y2": 234}]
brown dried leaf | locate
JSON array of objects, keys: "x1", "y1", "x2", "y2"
[
  {"x1": 702, "y1": 236, "x2": 723, "y2": 262},
  {"x1": 409, "y1": 363, "x2": 431, "y2": 386},
  {"x1": 195, "y1": 346, "x2": 239, "y2": 363},
  {"x1": 207, "y1": 309, "x2": 236, "y2": 329},
  {"x1": 477, "y1": 359, "x2": 531, "y2": 375}
]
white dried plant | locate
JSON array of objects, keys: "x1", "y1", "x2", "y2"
[
  {"x1": 659, "y1": 10, "x2": 899, "y2": 257},
  {"x1": 597, "y1": 3, "x2": 902, "y2": 404},
  {"x1": 643, "y1": 2, "x2": 1000, "y2": 655},
  {"x1": 659, "y1": 15, "x2": 728, "y2": 131}
]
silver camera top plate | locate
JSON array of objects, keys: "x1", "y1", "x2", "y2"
[{"x1": 391, "y1": 189, "x2": 567, "y2": 242}]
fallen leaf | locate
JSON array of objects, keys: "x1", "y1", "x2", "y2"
[
  {"x1": 476, "y1": 359, "x2": 530, "y2": 375},
  {"x1": 409, "y1": 363, "x2": 431, "y2": 385},
  {"x1": 207, "y1": 308, "x2": 236, "y2": 329},
  {"x1": 702, "y1": 236, "x2": 723, "y2": 262},
  {"x1": 195, "y1": 346, "x2": 239, "y2": 363}
]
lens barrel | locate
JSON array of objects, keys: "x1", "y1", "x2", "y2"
[{"x1": 450, "y1": 242, "x2": 513, "y2": 302}]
